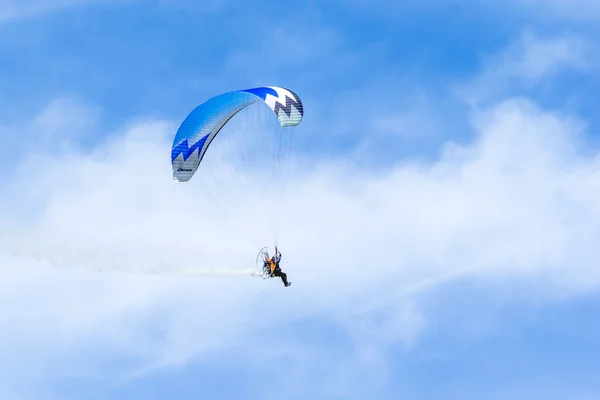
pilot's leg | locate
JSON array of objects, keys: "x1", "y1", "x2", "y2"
[{"x1": 273, "y1": 270, "x2": 289, "y2": 286}]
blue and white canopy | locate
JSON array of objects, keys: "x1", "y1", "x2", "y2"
[{"x1": 171, "y1": 86, "x2": 304, "y2": 182}]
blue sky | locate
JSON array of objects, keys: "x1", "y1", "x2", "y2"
[{"x1": 1, "y1": 1, "x2": 600, "y2": 399}]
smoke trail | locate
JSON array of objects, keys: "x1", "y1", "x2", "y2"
[
  {"x1": 143, "y1": 267, "x2": 264, "y2": 277},
  {"x1": 2, "y1": 247, "x2": 265, "y2": 278}
]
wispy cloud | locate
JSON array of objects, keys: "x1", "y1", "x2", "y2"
[
  {"x1": 1, "y1": 1, "x2": 600, "y2": 398},
  {"x1": 2, "y1": 75, "x2": 600, "y2": 395},
  {"x1": 457, "y1": 30, "x2": 595, "y2": 106},
  {"x1": 0, "y1": 0, "x2": 113, "y2": 23},
  {"x1": 511, "y1": 0, "x2": 600, "y2": 22}
]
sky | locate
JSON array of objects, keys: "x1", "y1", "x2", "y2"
[{"x1": 1, "y1": 0, "x2": 600, "y2": 399}]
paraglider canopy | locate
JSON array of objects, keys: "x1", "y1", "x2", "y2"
[{"x1": 171, "y1": 86, "x2": 304, "y2": 182}]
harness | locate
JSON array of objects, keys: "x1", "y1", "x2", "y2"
[{"x1": 266, "y1": 257, "x2": 276, "y2": 273}]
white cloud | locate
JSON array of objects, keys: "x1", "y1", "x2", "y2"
[
  {"x1": 1, "y1": 87, "x2": 600, "y2": 396},
  {"x1": 0, "y1": 0, "x2": 85, "y2": 22},
  {"x1": 322, "y1": 0, "x2": 600, "y2": 22},
  {"x1": 223, "y1": 22, "x2": 344, "y2": 85},
  {"x1": 0, "y1": 0, "x2": 134, "y2": 23},
  {"x1": 155, "y1": 0, "x2": 227, "y2": 11},
  {"x1": 458, "y1": 30, "x2": 595, "y2": 106},
  {"x1": 511, "y1": 0, "x2": 600, "y2": 22},
  {"x1": 1, "y1": 30, "x2": 600, "y2": 398}
]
